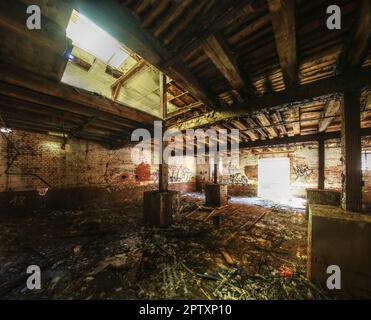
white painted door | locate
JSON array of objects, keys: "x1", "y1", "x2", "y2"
[{"x1": 258, "y1": 157, "x2": 290, "y2": 202}]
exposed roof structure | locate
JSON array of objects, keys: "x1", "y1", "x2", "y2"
[{"x1": 0, "y1": 0, "x2": 370, "y2": 148}]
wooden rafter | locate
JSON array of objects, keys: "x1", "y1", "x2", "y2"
[
  {"x1": 169, "y1": 66, "x2": 371, "y2": 131},
  {"x1": 256, "y1": 113, "x2": 278, "y2": 138},
  {"x1": 271, "y1": 111, "x2": 287, "y2": 136},
  {"x1": 340, "y1": 0, "x2": 371, "y2": 69},
  {"x1": 239, "y1": 128, "x2": 371, "y2": 149},
  {"x1": 161, "y1": 1, "x2": 255, "y2": 67},
  {"x1": 0, "y1": 63, "x2": 158, "y2": 126},
  {"x1": 268, "y1": 0, "x2": 297, "y2": 88},
  {"x1": 74, "y1": 0, "x2": 218, "y2": 109},
  {"x1": 202, "y1": 34, "x2": 254, "y2": 98},
  {"x1": 0, "y1": 1, "x2": 72, "y2": 56},
  {"x1": 153, "y1": 0, "x2": 193, "y2": 37},
  {"x1": 318, "y1": 100, "x2": 341, "y2": 132},
  {"x1": 111, "y1": 60, "x2": 147, "y2": 101}
]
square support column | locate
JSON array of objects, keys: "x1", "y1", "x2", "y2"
[
  {"x1": 205, "y1": 183, "x2": 228, "y2": 207},
  {"x1": 318, "y1": 139, "x2": 325, "y2": 190},
  {"x1": 341, "y1": 90, "x2": 362, "y2": 212}
]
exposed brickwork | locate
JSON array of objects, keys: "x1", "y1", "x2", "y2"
[
  {"x1": 0, "y1": 129, "x2": 196, "y2": 211},
  {"x1": 196, "y1": 142, "x2": 371, "y2": 207}
]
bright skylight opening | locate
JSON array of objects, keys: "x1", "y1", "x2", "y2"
[{"x1": 66, "y1": 10, "x2": 129, "y2": 69}]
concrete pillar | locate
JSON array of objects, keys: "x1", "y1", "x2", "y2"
[{"x1": 341, "y1": 90, "x2": 362, "y2": 212}]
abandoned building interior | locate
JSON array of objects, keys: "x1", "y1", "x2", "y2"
[{"x1": 0, "y1": 0, "x2": 370, "y2": 300}]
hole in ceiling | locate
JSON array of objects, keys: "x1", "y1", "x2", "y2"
[{"x1": 66, "y1": 10, "x2": 129, "y2": 69}]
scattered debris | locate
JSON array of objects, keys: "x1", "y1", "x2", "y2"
[{"x1": 0, "y1": 193, "x2": 326, "y2": 300}]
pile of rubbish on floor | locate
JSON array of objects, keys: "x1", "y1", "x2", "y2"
[{"x1": 0, "y1": 194, "x2": 327, "y2": 299}]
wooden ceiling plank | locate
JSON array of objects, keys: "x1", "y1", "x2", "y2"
[
  {"x1": 268, "y1": 0, "x2": 297, "y2": 88},
  {"x1": 340, "y1": 0, "x2": 371, "y2": 69},
  {"x1": 153, "y1": 0, "x2": 193, "y2": 37},
  {"x1": 111, "y1": 60, "x2": 147, "y2": 101},
  {"x1": 318, "y1": 100, "x2": 341, "y2": 132},
  {"x1": 203, "y1": 33, "x2": 254, "y2": 98},
  {"x1": 0, "y1": 1, "x2": 72, "y2": 56}
]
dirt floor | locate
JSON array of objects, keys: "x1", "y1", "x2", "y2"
[{"x1": 0, "y1": 193, "x2": 327, "y2": 300}]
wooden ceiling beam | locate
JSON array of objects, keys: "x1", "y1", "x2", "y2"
[
  {"x1": 75, "y1": 0, "x2": 219, "y2": 109},
  {"x1": 340, "y1": 0, "x2": 371, "y2": 69},
  {"x1": 153, "y1": 0, "x2": 193, "y2": 37},
  {"x1": 255, "y1": 113, "x2": 278, "y2": 138},
  {"x1": 161, "y1": 1, "x2": 256, "y2": 66},
  {"x1": 0, "y1": 0, "x2": 72, "y2": 56},
  {"x1": 267, "y1": 0, "x2": 297, "y2": 88},
  {"x1": 203, "y1": 33, "x2": 255, "y2": 98},
  {"x1": 0, "y1": 63, "x2": 158, "y2": 126},
  {"x1": 111, "y1": 60, "x2": 147, "y2": 101},
  {"x1": 169, "y1": 66, "x2": 371, "y2": 131},
  {"x1": 318, "y1": 100, "x2": 341, "y2": 132},
  {"x1": 240, "y1": 127, "x2": 371, "y2": 149}
]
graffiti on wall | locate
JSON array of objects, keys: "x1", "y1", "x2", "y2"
[
  {"x1": 153, "y1": 165, "x2": 193, "y2": 183},
  {"x1": 221, "y1": 172, "x2": 249, "y2": 185},
  {"x1": 220, "y1": 161, "x2": 249, "y2": 185},
  {"x1": 293, "y1": 164, "x2": 312, "y2": 181}
]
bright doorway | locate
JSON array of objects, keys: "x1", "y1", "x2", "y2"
[{"x1": 258, "y1": 157, "x2": 290, "y2": 202}]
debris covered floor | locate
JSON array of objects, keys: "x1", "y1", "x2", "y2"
[{"x1": 0, "y1": 193, "x2": 326, "y2": 300}]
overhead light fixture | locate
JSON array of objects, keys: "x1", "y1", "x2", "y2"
[{"x1": 66, "y1": 10, "x2": 129, "y2": 69}]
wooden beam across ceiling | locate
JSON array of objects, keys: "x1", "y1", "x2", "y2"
[
  {"x1": 160, "y1": 1, "x2": 256, "y2": 68},
  {"x1": 0, "y1": 0, "x2": 72, "y2": 56},
  {"x1": 74, "y1": 0, "x2": 219, "y2": 109},
  {"x1": 0, "y1": 63, "x2": 159, "y2": 127},
  {"x1": 111, "y1": 59, "x2": 148, "y2": 101},
  {"x1": 169, "y1": 66, "x2": 371, "y2": 131},
  {"x1": 202, "y1": 33, "x2": 254, "y2": 98},
  {"x1": 267, "y1": 0, "x2": 297, "y2": 88},
  {"x1": 339, "y1": 0, "x2": 371, "y2": 69},
  {"x1": 318, "y1": 100, "x2": 341, "y2": 132},
  {"x1": 240, "y1": 127, "x2": 371, "y2": 149}
]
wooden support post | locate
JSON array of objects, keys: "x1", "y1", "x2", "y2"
[
  {"x1": 318, "y1": 138, "x2": 325, "y2": 190},
  {"x1": 213, "y1": 162, "x2": 218, "y2": 184},
  {"x1": 341, "y1": 91, "x2": 362, "y2": 212},
  {"x1": 159, "y1": 72, "x2": 168, "y2": 192}
]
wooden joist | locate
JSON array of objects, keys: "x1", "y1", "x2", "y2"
[
  {"x1": 203, "y1": 34, "x2": 254, "y2": 98},
  {"x1": 0, "y1": 1, "x2": 72, "y2": 56},
  {"x1": 255, "y1": 113, "x2": 278, "y2": 138},
  {"x1": 111, "y1": 60, "x2": 147, "y2": 101},
  {"x1": 318, "y1": 100, "x2": 341, "y2": 132},
  {"x1": 141, "y1": 0, "x2": 170, "y2": 28},
  {"x1": 340, "y1": 0, "x2": 371, "y2": 69},
  {"x1": 153, "y1": 0, "x2": 193, "y2": 37},
  {"x1": 240, "y1": 127, "x2": 371, "y2": 149},
  {"x1": 74, "y1": 0, "x2": 218, "y2": 110},
  {"x1": 165, "y1": 63, "x2": 218, "y2": 108},
  {"x1": 0, "y1": 63, "x2": 158, "y2": 127},
  {"x1": 161, "y1": 1, "x2": 255, "y2": 66},
  {"x1": 271, "y1": 111, "x2": 287, "y2": 136},
  {"x1": 169, "y1": 66, "x2": 371, "y2": 131},
  {"x1": 267, "y1": 0, "x2": 297, "y2": 88}
]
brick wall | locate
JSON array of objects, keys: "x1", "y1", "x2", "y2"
[
  {"x1": 196, "y1": 141, "x2": 371, "y2": 205},
  {"x1": 0, "y1": 129, "x2": 196, "y2": 211}
]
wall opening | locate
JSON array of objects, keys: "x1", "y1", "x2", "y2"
[{"x1": 258, "y1": 157, "x2": 290, "y2": 203}]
